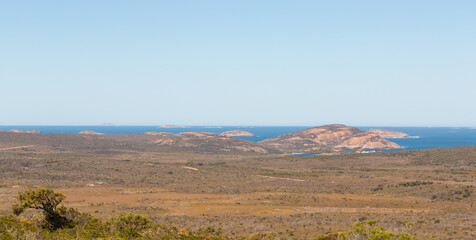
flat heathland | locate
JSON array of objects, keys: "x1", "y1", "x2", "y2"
[{"x1": 0, "y1": 132, "x2": 474, "y2": 239}]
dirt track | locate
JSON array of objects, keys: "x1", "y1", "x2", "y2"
[{"x1": 0, "y1": 145, "x2": 35, "y2": 151}]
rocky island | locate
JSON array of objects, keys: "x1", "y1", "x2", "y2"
[
  {"x1": 220, "y1": 130, "x2": 256, "y2": 137},
  {"x1": 366, "y1": 129, "x2": 413, "y2": 138},
  {"x1": 7, "y1": 129, "x2": 42, "y2": 134},
  {"x1": 78, "y1": 130, "x2": 105, "y2": 135},
  {"x1": 259, "y1": 124, "x2": 401, "y2": 153}
]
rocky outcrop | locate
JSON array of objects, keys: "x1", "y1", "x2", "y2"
[
  {"x1": 366, "y1": 129, "x2": 412, "y2": 138},
  {"x1": 78, "y1": 131, "x2": 105, "y2": 135},
  {"x1": 336, "y1": 132, "x2": 401, "y2": 149},
  {"x1": 7, "y1": 129, "x2": 42, "y2": 134},
  {"x1": 259, "y1": 124, "x2": 401, "y2": 153},
  {"x1": 220, "y1": 130, "x2": 256, "y2": 137}
]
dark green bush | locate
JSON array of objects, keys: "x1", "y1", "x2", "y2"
[
  {"x1": 313, "y1": 220, "x2": 435, "y2": 240},
  {"x1": 110, "y1": 213, "x2": 152, "y2": 238}
]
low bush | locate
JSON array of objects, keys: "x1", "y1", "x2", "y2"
[
  {"x1": 3, "y1": 188, "x2": 437, "y2": 239},
  {"x1": 313, "y1": 220, "x2": 435, "y2": 240}
]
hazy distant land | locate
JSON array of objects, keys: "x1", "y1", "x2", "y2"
[{"x1": 159, "y1": 125, "x2": 191, "y2": 128}]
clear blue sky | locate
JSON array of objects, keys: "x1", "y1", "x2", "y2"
[{"x1": 1, "y1": 1, "x2": 475, "y2": 126}]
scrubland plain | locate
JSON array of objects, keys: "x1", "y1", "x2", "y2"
[{"x1": 0, "y1": 132, "x2": 474, "y2": 239}]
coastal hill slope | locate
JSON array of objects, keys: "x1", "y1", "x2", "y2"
[
  {"x1": 142, "y1": 131, "x2": 269, "y2": 153},
  {"x1": 259, "y1": 124, "x2": 401, "y2": 153},
  {"x1": 0, "y1": 131, "x2": 276, "y2": 154},
  {"x1": 104, "y1": 131, "x2": 276, "y2": 153}
]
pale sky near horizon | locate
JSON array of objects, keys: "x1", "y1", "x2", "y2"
[{"x1": 1, "y1": 1, "x2": 475, "y2": 126}]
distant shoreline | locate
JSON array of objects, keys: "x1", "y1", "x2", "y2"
[{"x1": 0, "y1": 126, "x2": 475, "y2": 151}]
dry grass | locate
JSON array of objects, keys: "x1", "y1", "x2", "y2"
[{"x1": 0, "y1": 139, "x2": 474, "y2": 239}]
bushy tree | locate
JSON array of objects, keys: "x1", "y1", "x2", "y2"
[{"x1": 12, "y1": 188, "x2": 72, "y2": 230}]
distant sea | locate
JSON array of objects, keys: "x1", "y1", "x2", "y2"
[{"x1": 0, "y1": 126, "x2": 475, "y2": 151}]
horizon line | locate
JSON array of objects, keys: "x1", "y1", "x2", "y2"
[{"x1": 0, "y1": 124, "x2": 474, "y2": 128}]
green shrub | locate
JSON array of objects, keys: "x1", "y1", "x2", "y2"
[
  {"x1": 110, "y1": 213, "x2": 151, "y2": 238},
  {"x1": 313, "y1": 220, "x2": 434, "y2": 240},
  {"x1": 0, "y1": 215, "x2": 23, "y2": 240},
  {"x1": 245, "y1": 232, "x2": 275, "y2": 240}
]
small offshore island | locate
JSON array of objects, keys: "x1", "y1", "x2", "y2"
[
  {"x1": 78, "y1": 130, "x2": 105, "y2": 135},
  {"x1": 220, "y1": 130, "x2": 256, "y2": 137},
  {"x1": 5, "y1": 129, "x2": 42, "y2": 134},
  {"x1": 366, "y1": 129, "x2": 415, "y2": 138},
  {"x1": 159, "y1": 125, "x2": 190, "y2": 128}
]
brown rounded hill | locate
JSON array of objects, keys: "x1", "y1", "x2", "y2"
[{"x1": 259, "y1": 124, "x2": 401, "y2": 153}]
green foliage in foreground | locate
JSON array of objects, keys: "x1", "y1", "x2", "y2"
[
  {"x1": 1, "y1": 188, "x2": 436, "y2": 240},
  {"x1": 12, "y1": 188, "x2": 68, "y2": 230},
  {"x1": 313, "y1": 220, "x2": 436, "y2": 240}
]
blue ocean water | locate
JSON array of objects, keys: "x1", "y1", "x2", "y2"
[
  {"x1": 358, "y1": 127, "x2": 476, "y2": 150},
  {"x1": 0, "y1": 125, "x2": 475, "y2": 151}
]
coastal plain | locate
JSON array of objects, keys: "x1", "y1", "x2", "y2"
[{"x1": 0, "y1": 128, "x2": 474, "y2": 239}]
